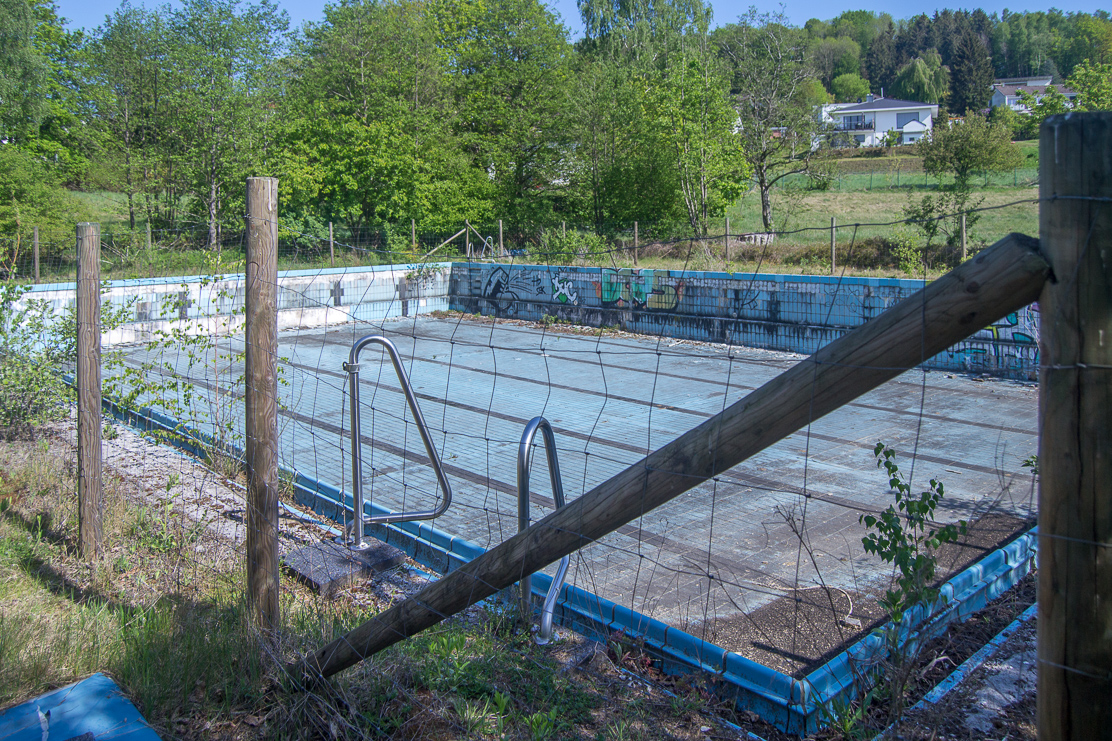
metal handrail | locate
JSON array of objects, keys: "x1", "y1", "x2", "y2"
[
  {"x1": 517, "y1": 416, "x2": 570, "y2": 645},
  {"x1": 343, "y1": 334, "x2": 452, "y2": 548}
]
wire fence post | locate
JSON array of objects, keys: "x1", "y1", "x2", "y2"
[
  {"x1": 146, "y1": 221, "x2": 151, "y2": 252},
  {"x1": 329, "y1": 221, "x2": 334, "y2": 267},
  {"x1": 724, "y1": 216, "x2": 730, "y2": 268},
  {"x1": 1037, "y1": 112, "x2": 1112, "y2": 739},
  {"x1": 830, "y1": 216, "x2": 836, "y2": 275},
  {"x1": 245, "y1": 177, "x2": 280, "y2": 632},
  {"x1": 465, "y1": 220, "x2": 471, "y2": 258},
  {"x1": 960, "y1": 212, "x2": 967, "y2": 261},
  {"x1": 33, "y1": 225, "x2": 39, "y2": 283},
  {"x1": 411, "y1": 219, "x2": 416, "y2": 252},
  {"x1": 498, "y1": 219, "x2": 503, "y2": 256},
  {"x1": 633, "y1": 221, "x2": 638, "y2": 266},
  {"x1": 76, "y1": 222, "x2": 102, "y2": 560}
]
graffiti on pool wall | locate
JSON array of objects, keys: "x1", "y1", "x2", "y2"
[
  {"x1": 551, "y1": 273, "x2": 578, "y2": 304},
  {"x1": 480, "y1": 266, "x2": 545, "y2": 314},
  {"x1": 592, "y1": 268, "x2": 684, "y2": 311},
  {"x1": 948, "y1": 303, "x2": 1040, "y2": 372}
]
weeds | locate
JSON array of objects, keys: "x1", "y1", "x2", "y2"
[{"x1": 859, "y1": 442, "x2": 967, "y2": 726}]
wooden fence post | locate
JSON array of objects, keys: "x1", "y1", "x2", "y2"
[
  {"x1": 33, "y1": 225, "x2": 39, "y2": 283},
  {"x1": 830, "y1": 217, "x2": 836, "y2": 275},
  {"x1": 329, "y1": 221, "x2": 334, "y2": 268},
  {"x1": 960, "y1": 212, "x2": 967, "y2": 261},
  {"x1": 498, "y1": 220, "x2": 503, "y2": 256},
  {"x1": 245, "y1": 177, "x2": 280, "y2": 632},
  {"x1": 146, "y1": 221, "x2": 151, "y2": 252},
  {"x1": 465, "y1": 220, "x2": 471, "y2": 258},
  {"x1": 1037, "y1": 112, "x2": 1112, "y2": 739},
  {"x1": 633, "y1": 221, "x2": 639, "y2": 266},
  {"x1": 76, "y1": 223, "x2": 102, "y2": 560},
  {"x1": 724, "y1": 217, "x2": 730, "y2": 268}
]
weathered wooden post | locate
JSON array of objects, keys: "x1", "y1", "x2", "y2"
[
  {"x1": 498, "y1": 219, "x2": 503, "y2": 255},
  {"x1": 465, "y1": 220, "x2": 471, "y2": 258},
  {"x1": 960, "y1": 212, "x2": 967, "y2": 262},
  {"x1": 76, "y1": 223, "x2": 102, "y2": 560},
  {"x1": 633, "y1": 221, "x2": 639, "y2": 266},
  {"x1": 245, "y1": 177, "x2": 280, "y2": 632},
  {"x1": 33, "y1": 225, "x2": 40, "y2": 283},
  {"x1": 329, "y1": 221, "x2": 335, "y2": 268},
  {"x1": 146, "y1": 221, "x2": 151, "y2": 252},
  {"x1": 1037, "y1": 112, "x2": 1112, "y2": 739},
  {"x1": 830, "y1": 217, "x2": 836, "y2": 275},
  {"x1": 411, "y1": 219, "x2": 416, "y2": 252},
  {"x1": 724, "y1": 217, "x2": 730, "y2": 267}
]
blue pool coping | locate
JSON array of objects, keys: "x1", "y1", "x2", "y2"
[{"x1": 0, "y1": 673, "x2": 161, "y2": 740}]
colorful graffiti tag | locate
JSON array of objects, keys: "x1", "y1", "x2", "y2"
[
  {"x1": 592, "y1": 268, "x2": 684, "y2": 311},
  {"x1": 551, "y1": 273, "x2": 578, "y2": 304},
  {"x1": 480, "y1": 267, "x2": 546, "y2": 314},
  {"x1": 948, "y1": 303, "x2": 1040, "y2": 374}
]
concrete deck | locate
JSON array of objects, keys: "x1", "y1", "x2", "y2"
[{"x1": 118, "y1": 314, "x2": 1038, "y2": 653}]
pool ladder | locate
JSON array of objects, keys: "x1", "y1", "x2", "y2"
[
  {"x1": 518, "y1": 417, "x2": 571, "y2": 645},
  {"x1": 343, "y1": 335, "x2": 453, "y2": 548}
]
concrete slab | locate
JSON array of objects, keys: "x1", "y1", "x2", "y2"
[
  {"x1": 114, "y1": 314, "x2": 1039, "y2": 670},
  {"x1": 284, "y1": 538, "x2": 405, "y2": 596}
]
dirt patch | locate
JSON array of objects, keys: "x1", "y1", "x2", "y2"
[{"x1": 695, "y1": 510, "x2": 1033, "y2": 677}]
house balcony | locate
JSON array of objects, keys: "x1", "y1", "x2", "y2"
[{"x1": 835, "y1": 122, "x2": 875, "y2": 132}]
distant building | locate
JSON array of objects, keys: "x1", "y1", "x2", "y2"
[
  {"x1": 990, "y1": 77, "x2": 1077, "y2": 112},
  {"x1": 826, "y1": 95, "x2": 939, "y2": 147}
]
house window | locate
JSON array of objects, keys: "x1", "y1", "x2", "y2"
[
  {"x1": 896, "y1": 112, "x2": 920, "y2": 128},
  {"x1": 854, "y1": 135, "x2": 866, "y2": 143}
]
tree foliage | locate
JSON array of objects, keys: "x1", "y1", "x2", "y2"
[
  {"x1": 917, "y1": 113, "x2": 1021, "y2": 185},
  {"x1": 891, "y1": 49, "x2": 949, "y2": 103},
  {"x1": 717, "y1": 10, "x2": 822, "y2": 232},
  {"x1": 1068, "y1": 60, "x2": 1112, "y2": 110}
]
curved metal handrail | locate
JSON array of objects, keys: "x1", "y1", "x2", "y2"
[
  {"x1": 344, "y1": 334, "x2": 452, "y2": 548},
  {"x1": 517, "y1": 416, "x2": 570, "y2": 645}
]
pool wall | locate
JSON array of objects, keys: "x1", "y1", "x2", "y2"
[{"x1": 448, "y1": 263, "x2": 1040, "y2": 380}]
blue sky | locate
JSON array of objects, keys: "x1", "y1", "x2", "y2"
[{"x1": 55, "y1": 0, "x2": 1109, "y2": 37}]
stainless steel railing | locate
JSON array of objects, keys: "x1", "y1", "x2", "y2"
[
  {"x1": 343, "y1": 335, "x2": 452, "y2": 548},
  {"x1": 517, "y1": 416, "x2": 570, "y2": 644}
]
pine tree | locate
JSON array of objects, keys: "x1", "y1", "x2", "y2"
[{"x1": 949, "y1": 31, "x2": 993, "y2": 114}]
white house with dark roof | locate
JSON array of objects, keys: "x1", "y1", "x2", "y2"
[
  {"x1": 828, "y1": 95, "x2": 939, "y2": 147},
  {"x1": 990, "y1": 77, "x2": 1077, "y2": 112}
]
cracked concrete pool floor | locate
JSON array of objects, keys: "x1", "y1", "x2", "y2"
[{"x1": 115, "y1": 314, "x2": 1040, "y2": 675}]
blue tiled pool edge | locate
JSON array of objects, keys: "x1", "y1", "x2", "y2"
[{"x1": 105, "y1": 373, "x2": 1038, "y2": 737}]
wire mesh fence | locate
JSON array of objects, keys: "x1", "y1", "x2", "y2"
[{"x1": 0, "y1": 185, "x2": 1063, "y2": 738}]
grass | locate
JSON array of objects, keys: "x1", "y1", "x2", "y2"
[
  {"x1": 47, "y1": 167, "x2": 1041, "y2": 285},
  {"x1": 0, "y1": 427, "x2": 745, "y2": 740}
]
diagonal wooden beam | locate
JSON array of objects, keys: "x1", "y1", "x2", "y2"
[{"x1": 292, "y1": 232, "x2": 1049, "y2": 681}]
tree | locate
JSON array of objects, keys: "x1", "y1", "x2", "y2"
[
  {"x1": 87, "y1": 2, "x2": 167, "y2": 230},
  {"x1": 716, "y1": 10, "x2": 823, "y2": 233},
  {"x1": 905, "y1": 113, "x2": 1021, "y2": 264},
  {"x1": 0, "y1": 0, "x2": 48, "y2": 140},
  {"x1": 891, "y1": 49, "x2": 949, "y2": 103},
  {"x1": 865, "y1": 25, "x2": 899, "y2": 94},
  {"x1": 949, "y1": 31, "x2": 993, "y2": 114},
  {"x1": 810, "y1": 35, "x2": 860, "y2": 89},
  {"x1": 831, "y1": 72, "x2": 870, "y2": 102},
  {"x1": 162, "y1": 0, "x2": 288, "y2": 248},
  {"x1": 438, "y1": 0, "x2": 571, "y2": 227},
  {"x1": 1068, "y1": 60, "x2": 1112, "y2": 111},
  {"x1": 917, "y1": 112, "x2": 1020, "y2": 186},
  {"x1": 0, "y1": 146, "x2": 86, "y2": 271},
  {"x1": 644, "y1": 4, "x2": 748, "y2": 235}
]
